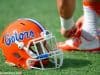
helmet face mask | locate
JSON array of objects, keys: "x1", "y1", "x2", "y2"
[
  {"x1": 16, "y1": 31, "x2": 63, "y2": 70},
  {"x1": 0, "y1": 18, "x2": 63, "y2": 70}
]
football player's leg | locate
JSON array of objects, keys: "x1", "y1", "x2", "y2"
[
  {"x1": 57, "y1": 0, "x2": 76, "y2": 38},
  {"x1": 57, "y1": 0, "x2": 100, "y2": 52},
  {"x1": 79, "y1": 0, "x2": 100, "y2": 50},
  {"x1": 82, "y1": 0, "x2": 100, "y2": 40}
]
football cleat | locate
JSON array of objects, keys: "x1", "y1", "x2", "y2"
[
  {"x1": 58, "y1": 26, "x2": 100, "y2": 52},
  {"x1": 0, "y1": 18, "x2": 63, "y2": 70}
]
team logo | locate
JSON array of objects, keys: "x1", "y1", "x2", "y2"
[{"x1": 4, "y1": 30, "x2": 34, "y2": 46}]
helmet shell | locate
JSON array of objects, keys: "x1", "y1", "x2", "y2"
[{"x1": 0, "y1": 18, "x2": 44, "y2": 69}]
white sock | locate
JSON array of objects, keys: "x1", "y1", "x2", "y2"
[
  {"x1": 82, "y1": 6, "x2": 98, "y2": 40},
  {"x1": 60, "y1": 17, "x2": 74, "y2": 30},
  {"x1": 80, "y1": 6, "x2": 99, "y2": 49}
]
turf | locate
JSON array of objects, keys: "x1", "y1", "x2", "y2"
[{"x1": 0, "y1": 0, "x2": 100, "y2": 75}]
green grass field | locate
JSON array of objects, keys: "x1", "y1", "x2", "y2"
[{"x1": 0, "y1": 0, "x2": 100, "y2": 75}]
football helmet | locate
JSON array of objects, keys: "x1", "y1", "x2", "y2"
[{"x1": 0, "y1": 18, "x2": 63, "y2": 70}]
